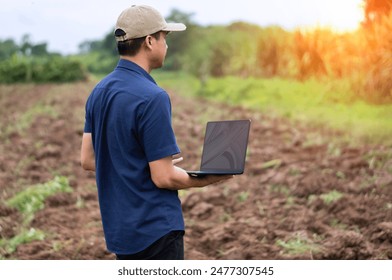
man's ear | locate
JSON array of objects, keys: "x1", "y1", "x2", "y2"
[{"x1": 145, "y1": 36, "x2": 153, "y2": 49}]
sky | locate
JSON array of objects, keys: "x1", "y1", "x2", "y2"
[{"x1": 0, "y1": 0, "x2": 364, "y2": 55}]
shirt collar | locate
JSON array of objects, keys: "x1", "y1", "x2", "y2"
[{"x1": 116, "y1": 59, "x2": 157, "y2": 85}]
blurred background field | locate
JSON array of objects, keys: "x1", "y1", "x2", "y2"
[{"x1": 155, "y1": 72, "x2": 392, "y2": 145}]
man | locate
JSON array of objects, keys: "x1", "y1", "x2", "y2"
[{"x1": 81, "y1": 5, "x2": 232, "y2": 260}]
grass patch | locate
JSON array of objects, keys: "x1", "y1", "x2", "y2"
[
  {"x1": 156, "y1": 72, "x2": 392, "y2": 145},
  {"x1": 269, "y1": 184, "x2": 290, "y2": 196},
  {"x1": 153, "y1": 70, "x2": 201, "y2": 98},
  {"x1": 2, "y1": 102, "x2": 58, "y2": 139},
  {"x1": 0, "y1": 228, "x2": 45, "y2": 256},
  {"x1": 6, "y1": 176, "x2": 72, "y2": 224},
  {"x1": 276, "y1": 234, "x2": 322, "y2": 256},
  {"x1": 1, "y1": 176, "x2": 72, "y2": 258},
  {"x1": 308, "y1": 190, "x2": 344, "y2": 206},
  {"x1": 365, "y1": 149, "x2": 392, "y2": 170},
  {"x1": 261, "y1": 159, "x2": 282, "y2": 170},
  {"x1": 320, "y1": 190, "x2": 344, "y2": 205},
  {"x1": 237, "y1": 191, "x2": 250, "y2": 203}
]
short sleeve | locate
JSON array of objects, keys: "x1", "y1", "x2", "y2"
[
  {"x1": 139, "y1": 91, "x2": 180, "y2": 162},
  {"x1": 83, "y1": 96, "x2": 92, "y2": 133}
]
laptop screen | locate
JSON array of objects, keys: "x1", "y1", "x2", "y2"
[{"x1": 200, "y1": 120, "x2": 251, "y2": 172}]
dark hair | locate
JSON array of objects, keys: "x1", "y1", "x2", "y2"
[{"x1": 116, "y1": 30, "x2": 162, "y2": 56}]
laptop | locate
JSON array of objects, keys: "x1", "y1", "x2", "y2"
[{"x1": 186, "y1": 119, "x2": 251, "y2": 177}]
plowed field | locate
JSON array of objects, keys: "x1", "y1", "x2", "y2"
[{"x1": 0, "y1": 81, "x2": 391, "y2": 259}]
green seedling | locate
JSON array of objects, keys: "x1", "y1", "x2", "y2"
[
  {"x1": 0, "y1": 228, "x2": 45, "y2": 255},
  {"x1": 276, "y1": 235, "x2": 322, "y2": 256},
  {"x1": 261, "y1": 159, "x2": 282, "y2": 169},
  {"x1": 7, "y1": 176, "x2": 72, "y2": 224},
  {"x1": 320, "y1": 190, "x2": 343, "y2": 205}
]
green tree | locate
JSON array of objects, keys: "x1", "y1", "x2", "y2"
[
  {"x1": 77, "y1": 28, "x2": 118, "y2": 74},
  {"x1": 227, "y1": 22, "x2": 259, "y2": 77},
  {"x1": 0, "y1": 39, "x2": 19, "y2": 60},
  {"x1": 30, "y1": 43, "x2": 49, "y2": 56},
  {"x1": 165, "y1": 9, "x2": 198, "y2": 71},
  {"x1": 19, "y1": 34, "x2": 33, "y2": 56},
  {"x1": 179, "y1": 27, "x2": 212, "y2": 84}
]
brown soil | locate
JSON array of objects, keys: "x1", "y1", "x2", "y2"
[{"x1": 0, "y1": 82, "x2": 391, "y2": 260}]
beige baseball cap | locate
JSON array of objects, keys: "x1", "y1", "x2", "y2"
[{"x1": 115, "y1": 5, "x2": 186, "y2": 41}]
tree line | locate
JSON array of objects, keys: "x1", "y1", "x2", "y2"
[
  {"x1": 76, "y1": 0, "x2": 392, "y2": 103},
  {"x1": 0, "y1": 35, "x2": 86, "y2": 83}
]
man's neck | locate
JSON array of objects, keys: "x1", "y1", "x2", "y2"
[{"x1": 120, "y1": 55, "x2": 151, "y2": 73}]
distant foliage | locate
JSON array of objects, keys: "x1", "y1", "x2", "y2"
[
  {"x1": 0, "y1": 35, "x2": 87, "y2": 83},
  {"x1": 360, "y1": 0, "x2": 392, "y2": 103},
  {"x1": 363, "y1": 0, "x2": 392, "y2": 27},
  {"x1": 257, "y1": 26, "x2": 293, "y2": 78},
  {"x1": 0, "y1": 55, "x2": 87, "y2": 83},
  {"x1": 78, "y1": 30, "x2": 118, "y2": 75},
  {"x1": 0, "y1": 3, "x2": 385, "y2": 101},
  {"x1": 0, "y1": 39, "x2": 19, "y2": 60},
  {"x1": 72, "y1": 4, "x2": 392, "y2": 103}
]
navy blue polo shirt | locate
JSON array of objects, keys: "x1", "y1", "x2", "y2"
[{"x1": 84, "y1": 59, "x2": 184, "y2": 254}]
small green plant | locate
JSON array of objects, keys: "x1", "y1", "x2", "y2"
[
  {"x1": 307, "y1": 194, "x2": 317, "y2": 205},
  {"x1": 220, "y1": 212, "x2": 232, "y2": 223},
  {"x1": 52, "y1": 241, "x2": 63, "y2": 252},
  {"x1": 6, "y1": 176, "x2": 72, "y2": 224},
  {"x1": 1, "y1": 176, "x2": 72, "y2": 258},
  {"x1": 320, "y1": 190, "x2": 343, "y2": 205},
  {"x1": 288, "y1": 168, "x2": 301, "y2": 176},
  {"x1": 13, "y1": 156, "x2": 35, "y2": 177},
  {"x1": 261, "y1": 159, "x2": 282, "y2": 170},
  {"x1": 327, "y1": 142, "x2": 342, "y2": 157},
  {"x1": 2, "y1": 102, "x2": 58, "y2": 139},
  {"x1": 269, "y1": 184, "x2": 290, "y2": 196},
  {"x1": 276, "y1": 235, "x2": 322, "y2": 256},
  {"x1": 237, "y1": 191, "x2": 249, "y2": 203},
  {"x1": 285, "y1": 196, "x2": 295, "y2": 207},
  {"x1": 0, "y1": 228, "x2": 45, "y2": 255},
  {"x1": 336, "y1": 171, "x2": 346, "y2": 179},
  {"x1": 18, "y1": 103, "x2": 58, "y2": 129},
  {"x1": 365, "y1": 149, "x2": 392, "y2": 170}
]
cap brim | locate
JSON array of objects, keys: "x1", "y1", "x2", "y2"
[{"x1": 162, "y1": 23, "x2": 186, "y2": 32}]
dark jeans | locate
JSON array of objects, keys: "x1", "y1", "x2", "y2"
[{"x1": 116, "y1": 230, "x2": 185, "y2": 260}]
